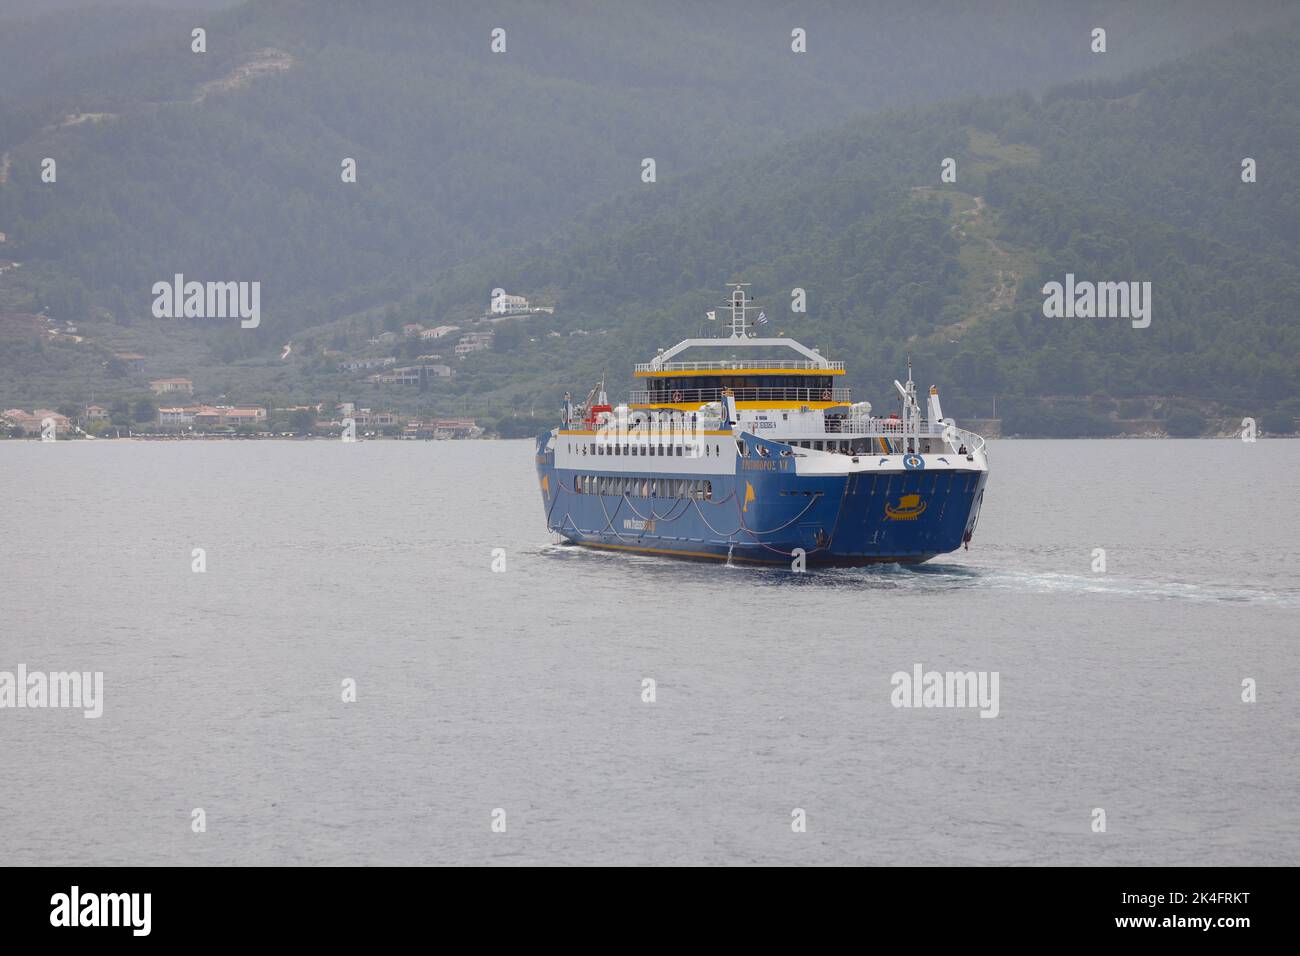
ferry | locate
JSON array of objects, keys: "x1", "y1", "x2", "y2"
[{"x1": 534, "y1": 284, "x2": 988, "y2": 565}]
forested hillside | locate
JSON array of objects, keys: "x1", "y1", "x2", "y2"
[
  {"x1": 1, "y1": 0, "x2": 1285, "y2": 325},
  {"x1": 0, "y1": 1, "x2": 1296, "y2": 435},
  {"x1": 391, "y1": 24, "x2": 1300, "y2": 435}
]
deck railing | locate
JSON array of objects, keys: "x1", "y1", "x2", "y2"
[
  {"x1": 564, "y1": 412, "x2": 988, "y2": 456},
  {"x1": 634, "y1": 359, "x2": 844, "y2": 373}
]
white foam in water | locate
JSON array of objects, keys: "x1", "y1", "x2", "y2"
[
  {"x1": 822, "y1": 563, "x2": 1299, "y2": 607},
  {"x1": 540, "y1": 542, "x2": 1296, "y2": 605}
]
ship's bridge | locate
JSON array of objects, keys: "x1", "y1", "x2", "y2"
[
  {"x1": 631, "y1": 352, "x2": 849, "y2": 410},
  {"x1": 631, "y1": 285, "x2": 852, "y2": 411}
]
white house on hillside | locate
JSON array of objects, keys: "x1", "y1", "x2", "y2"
[{"x1": 490, "y1": 292, "x2": 529, "y2": 315}]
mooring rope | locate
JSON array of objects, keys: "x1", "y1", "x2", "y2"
[
  {"x1": 682, "y1": 488, "x2": 821, "y2": 539},
  {"x1": 620, "y1": 493, "x2": 691, "y2": 524},
  {"x1": 596, "y1": 492, "x2": 642, "y2": 541},
  {"x1": 546, "y1": 467, "x2": 833, "y2": 557}
]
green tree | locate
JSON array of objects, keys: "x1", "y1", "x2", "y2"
[
  {"x1": 288, "y1": 409, "x2": 316, "y2": 434},
  {"x1": 1260, "y1": 407, "x2": 1297, "y2": 436},
  {"x1": 494, "y1": 414, "x2": 553, "y2": 438},
  {"x1": 1165, "y1": 407, "x2": 1206, "y2": 437},
  {"x1": 494, "y1": 323, "x2": 524, "y2": 353},
  {"x1": 132, "y1": 398, "x2": 156, "y2": 423},
  {"x1": 39, "y1": 277, "x2": 90, "y2": 323}
]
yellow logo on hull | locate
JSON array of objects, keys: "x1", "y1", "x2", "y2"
[
  {"x1": 884, "y1": 493, "x2": 927, "y2": 520},
  {"x1": 743, "y1": 481, "x2": 756, "y2": 513},
  {"x1": 540, "y1": 474, "x2": 550, "y2": 497}
]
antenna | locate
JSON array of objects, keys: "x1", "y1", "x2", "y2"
[{"x1": 724, "y1": 282, "x2": 755, "y2": 339}]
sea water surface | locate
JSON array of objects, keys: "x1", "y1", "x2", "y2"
[{"x1": 1, "y1": 438, "x2": 1297, "y2": 865}]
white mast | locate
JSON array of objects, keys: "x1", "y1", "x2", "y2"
[
  {"x1": 725, "y1": 282, "x2": 754, "y2": 339},
  {"x1": 894, "y1": 356, "x2": 921, "y2": 431}
]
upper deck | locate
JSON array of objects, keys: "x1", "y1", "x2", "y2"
[
  {"x1": 633, "y1": 345, "x2": 847, "y2": 409},
  {"x1": 554, "y1": 283, "x2": 986, "y2": 477},
  {"x1": 633, "y1": 287, "x2": 848, "y2": 409}
]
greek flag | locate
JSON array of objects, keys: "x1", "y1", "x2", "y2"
[{"x1": 757, "y1": 311, "x2": 768, "y2": 325}]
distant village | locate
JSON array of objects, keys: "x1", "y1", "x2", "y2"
[
  {"x1": 3, "y1": 390, "x2": 483, "y2": 440},
  {"x1": 2, "y1": 336, "x2": 486, "y2": 440},
  {"x1": 329, "y1": 291, "x2": 569, "y2": 386},
  {"x1": 0, "y1": 290, "x2": 581, "y2": 440}
]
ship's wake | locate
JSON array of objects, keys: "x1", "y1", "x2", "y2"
[
  {"x1": 822, "y1": 563, "x2": 1298, "y2": 607},
  {"x1": 535, "y1": 542, "x2": 1297, "y2": 607}
]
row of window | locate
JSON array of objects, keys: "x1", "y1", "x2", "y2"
[
  {"x1": 650, "y1": 376, "x2": 834, "y2": 391},
  {"x1": 568, "y1": 442, "x2": 725, "y2": 458},
  {"x1": 574, "y1": 475, "x2": 713, "y2": 500},
  {"x1": 790, "y1": 439, "x2": 878, "y2": 454},
  {"x1": 786, "y1": 439, "x2": 933, "y2": 455}
]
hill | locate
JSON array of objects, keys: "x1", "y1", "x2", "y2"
[
  {"x1": 359, "y1": 23, "x2": 1300, "y2": 436},
  {"x1": 0, "y1": 1, "x2": 1297, "y2": 436}
]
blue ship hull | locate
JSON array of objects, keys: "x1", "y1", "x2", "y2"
[{"x1": 535, "y1": 431, "x2": 986, "y2": 566}]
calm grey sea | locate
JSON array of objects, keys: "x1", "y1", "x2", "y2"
[{"x1": 1, "y1": 438, "x2": 1297, "y2": 866}]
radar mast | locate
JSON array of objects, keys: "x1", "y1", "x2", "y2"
[{"x1": 725, "y1": 282, "x2": 756, "y2": 339}]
